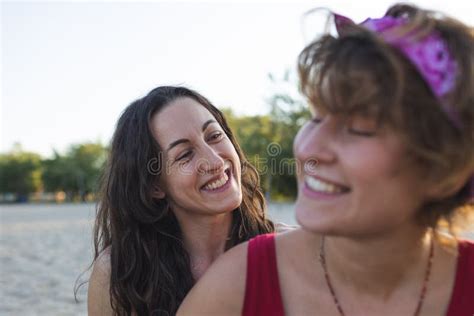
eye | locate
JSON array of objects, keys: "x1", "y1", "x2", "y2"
[
  {"x1": 310, "y1": 113, "x2": 326, "y2": 125},
  {"x1": 347, "y1": 129, "x2": 376, "y2": 137},
  {"x1": 346, "y1": 116, "x2": 377, "y2": 137},
  {"x1": 309, "y1": 105, "x2": 327, "y2": 122},
  {"x1": 310, "y1": 109, "x2": 327, "y2": 125},
  {"x1": 176, "y1": 150, "x2": 193, "y2": 162},
  {"x1": 207, "y1": 131, "x2": 223, "y2": 142}
]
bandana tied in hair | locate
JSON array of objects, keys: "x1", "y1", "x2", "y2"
[{"x1": 334, "y1": 13, "x2": 460, "y2": 127}]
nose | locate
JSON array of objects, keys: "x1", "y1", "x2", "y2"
[
  {"x1": 197, "y1": 144, "x2": 225, "y2": 174},
  {"x1": 293, "y1": 119, "x2": 337, "y2": 168}
]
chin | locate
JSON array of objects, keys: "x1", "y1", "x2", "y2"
[
  {"x1": 227, "y1": 193, "x2": 243, "y2": 211},
  {"x1": 295, "y1": 207, "x2": 318, "y2": 232},
  {"x1": 295, "y1": 202, "x2": 333, "y2": 234},
  {"x1": 295, "y1": 205, "x2": 373, "y2": 237},
  {"x1": 215, "y1": 192, "x2": 242, "y2": 214}
]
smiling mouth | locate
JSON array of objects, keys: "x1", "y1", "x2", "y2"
[
  {"x1": 304, "y1": 176, "x2": 350, "y2": 194},
  {"x1": 201, "y1": 168, "x2": 232, "y2": 191}
]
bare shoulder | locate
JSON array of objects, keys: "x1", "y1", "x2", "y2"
[
  {"x1": 91, "y1": 247, "x2": 111, "y2": 276},
  {"x1": 274, "y1": 228, "x2": 322, "y2": 272},
  {"x1": 177, "y1": 241, "x2": 249, "y2": 316},
  {"x1": 275, "y1": 227, "x2": 314, "y2": 251},
  {"x1": 88, "y1": 247, "x2": 113, "y2": 316}
]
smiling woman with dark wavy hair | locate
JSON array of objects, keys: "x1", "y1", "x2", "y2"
[{"x1": 84, "y1": 86, "x2": 275, "y2": 315}]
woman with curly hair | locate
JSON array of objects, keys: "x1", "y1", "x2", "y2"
[{"x1": 87, "y1": 86, "x2": 275, "y2": 315}]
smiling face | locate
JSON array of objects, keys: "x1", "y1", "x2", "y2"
[
  {"x1": 150, "y1": 97, "x2": 242, "y2": 220},
  {"x1": 293, "y1": 109, "x2": 440, "y2": 237}
]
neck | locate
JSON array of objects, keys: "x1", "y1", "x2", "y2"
[
  {"x1": 175, "y1": 211, "x2": 233, "y2": 280},
  {"x1": 322, "y1": 225, "x2": 432, "y2": 299}
]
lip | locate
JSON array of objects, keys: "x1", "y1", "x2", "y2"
[
  {"x1": 302, "y1": 182, "x2": 343, "y2": 200},
  {"x1": 302, "y1": 175, "x2": 350, "y2": 200},
  {"x1": 201, "y1": 168, "x2": 232, "y2": 193},
  {"x1": 306, "y1": 174, "x2": 349, "y2": 189}
]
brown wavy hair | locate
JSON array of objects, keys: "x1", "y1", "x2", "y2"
[
  {"x1": 298, "y1": 4, "x2": 474, "y2": 234},
  {"x1": 89, "y1": 86, "x2": 274, "y2": 315}
]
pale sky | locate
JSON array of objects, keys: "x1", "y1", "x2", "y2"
[{"x1": 1, "y1": 0, "x2": 473, "y2": 157}]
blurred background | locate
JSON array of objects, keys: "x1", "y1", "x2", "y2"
[{"x1": 1, "y1": 0, "x2": 473, "y2": 315}]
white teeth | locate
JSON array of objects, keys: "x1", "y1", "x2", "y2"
[
  {"x1": 204, "y1": 172, "x2": 229, "y2": 190},
  {"x1": 305, "y1": 176, "x2": 345, "y2": 193}
]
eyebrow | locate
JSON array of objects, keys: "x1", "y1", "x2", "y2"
[{"x1": 166, "y1": 119, "x2": 217, "y2": 153}]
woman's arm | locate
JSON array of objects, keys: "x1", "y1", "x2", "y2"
[
  {"x1": 88, "y1": 250, "x2": 114, "y2": 316},
  {"x1": 177, "y1": 242, "x2": 248, "y2": 316}
]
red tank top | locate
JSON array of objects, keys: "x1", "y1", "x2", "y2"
[
  {"x1": 242, "y1": 234, "x2": 474, "y2": 316},
  {"x1": 446, "y1": 239, "x2": 474, "y2": 315},
  {"x1": 242, "y1": 233, "x2": 285, "y2": 316}
]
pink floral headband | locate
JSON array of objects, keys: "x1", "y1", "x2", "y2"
[
  {"x1": 334, "y1": 14, "x2": 460, "y2": 128},
  {"x1": 332, "y1": 13, "x2": 473, "y2": 201}
]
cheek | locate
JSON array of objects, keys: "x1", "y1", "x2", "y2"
[
  {"x1": 231, "y1": 152, "x2": 242, "y2": 184},
  {"x1": 346, "y1": 146, "x2": 411, "y2": 190},
  {"x1": 222, "y1": 141, "x2": 242, "y2": 185},
  {"x1": 222, "y1": 140, "x2": 241, "y2": 164},
  {"x1": 167, "y1": 164, "x2": 198, "y2": 190},
  {"x1": 230, "y1": 147, "x2": 240, "y2": 167}
]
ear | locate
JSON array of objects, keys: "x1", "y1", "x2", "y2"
[{"x1": 152, "y1": 184, "x2": 166, "y2": 199}]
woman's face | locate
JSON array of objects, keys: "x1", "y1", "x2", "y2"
[
  {"x1": 293, "y1": 110, "x2": 438, "y2": 236},
  {"x1": 150, "y1": 97, "x2": 242, "y2": 220}
]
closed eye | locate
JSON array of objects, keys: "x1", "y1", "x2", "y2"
[
  {"x1": 177, "y1": 150, "x2": 193, "y2": 161},
  {"x1": 346, "y1": 115, "x2": 377, "y2": 137},
  {"x1": 347, "y1": 129, "x2": 376, "y2": 137}
]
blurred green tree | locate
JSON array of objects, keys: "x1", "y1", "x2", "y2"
[
  {"x1": 0, "y1": 144, "x2": 42, "y2": 201},
  {"x1": 41, "y1": 151, "x2": 71, "y2": 193},
  {"x1": 42, "y1": 142, "x2": 107, "y2": 200}
]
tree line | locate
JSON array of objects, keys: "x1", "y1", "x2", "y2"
[
  {"x1": 0, "y1": 74, "x2": 310, "y2": 202},
  {"x1": 0, "y1": 143, "x2": 108, "y2": 202}
]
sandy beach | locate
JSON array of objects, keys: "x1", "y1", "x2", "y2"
[{"x1": 0, "y1": 202, "x2": 297, "y2": 315}]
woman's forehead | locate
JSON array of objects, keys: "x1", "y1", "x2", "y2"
[{"x1": 150, "y1": 98, "x2": 217, "y2": 147}]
